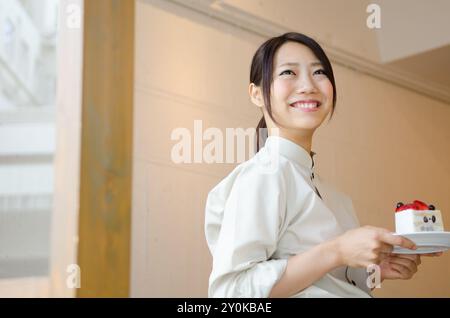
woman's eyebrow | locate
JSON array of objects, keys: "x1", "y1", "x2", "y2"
[{"x1": 277, "y1": 61, "x2": 323, "y2": 68}]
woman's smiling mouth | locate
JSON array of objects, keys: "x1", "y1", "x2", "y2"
[{"x1": 289, "y1": 100, "x2": 321, "y2": 112}]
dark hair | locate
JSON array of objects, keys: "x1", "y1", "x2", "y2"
[{"x1": 250, "y1": 32, "x2": 337, "y2": 151}]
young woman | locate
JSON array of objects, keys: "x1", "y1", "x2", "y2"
[{"x1": 204, "y1": 32, "x2": 441, "y2": 298}]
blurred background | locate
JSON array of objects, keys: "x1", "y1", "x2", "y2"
[
  {"x1": 0, "y1": 0, "x2": 449, "y2": 297},
  {"x1": 0, "y1": 0, "x2": 58, "y2": 280}
]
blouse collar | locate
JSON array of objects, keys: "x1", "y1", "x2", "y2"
[{"x1": 264, "y1": 135, "x2": 316, "y2": 170}]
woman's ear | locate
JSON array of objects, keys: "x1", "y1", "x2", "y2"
[{"x1": 249, "y1": 83, "x2": 264, "y2": 108}]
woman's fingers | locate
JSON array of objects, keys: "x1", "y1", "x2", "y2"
[
  {"x1": 388, "y1": 262, "x2": 413, "y2": 279},
  {"x1": 421, "y1": 252, "x2": 444, "y2": 257},
  {"x1": 391, "y1": 254, "x2": 421, "y2": 266},
  {"x1": 388, "y1": 256, "x2": 418, "y2": 274},
  {"x1": 379, "y1": 232, "x2": 416, "y2": 250},
  {"x1": 378, "y1": 252, "x2": 392, "y2": 263},
  {"x1": 383, "y1": 266, "x2": 403, "y2": 280},
  {"x1": 390, "y1": 252, "x2": 444, "y2": 258},
  {"x1": 379, "y1": 243, "x2": 394, "y2": 254},
  {"x1": 387, "y1": 256, "x2": 419, "y2": 279}
]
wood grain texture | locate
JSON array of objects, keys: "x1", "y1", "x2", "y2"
[{"x1": 77, "y1": 0, "x2": 134, "y2": 297}]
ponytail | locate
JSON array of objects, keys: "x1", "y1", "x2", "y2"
[{"x1": 255, "y1": 116, "x2": 267, "y2": 152}]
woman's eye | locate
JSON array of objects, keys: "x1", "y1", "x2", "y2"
[
  {"x1": 314, "y1": 69, "x2": 326, "y2": 75},
  {"x1": 280, "y1": 70, "x2": 295, "y2": 76}
]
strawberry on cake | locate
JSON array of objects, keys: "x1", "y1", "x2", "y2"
[{"x1": 395, "y1": 200, "x2": 444, "y2": 234}]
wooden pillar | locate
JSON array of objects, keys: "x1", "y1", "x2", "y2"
[{"x1": 77, "y1": 0, "x2": 134, "y2": 297}]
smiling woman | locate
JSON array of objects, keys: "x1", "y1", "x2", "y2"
[
  {"x1": 249, "y1": 33, "x2": 337, "y2": 152},
  {"x1": 203, "y1": 32, "x2": 438, "y2": 299}
]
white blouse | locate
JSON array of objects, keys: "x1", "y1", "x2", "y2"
[{"x1": 204, "y1": 135, "x2": 372, "y2": 298}]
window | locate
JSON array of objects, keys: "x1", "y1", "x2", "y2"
[{"x1": 0, "y1": 0, "x2": 58, "y2": 279}]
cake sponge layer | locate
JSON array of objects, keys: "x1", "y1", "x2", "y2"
[{"x1": 395, "y1": 209, "x2": 444, "y2": 234}]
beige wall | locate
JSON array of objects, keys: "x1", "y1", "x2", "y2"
[
  {"x1": 222, "y1": 0, "x2": 381, "y2": 62},
  {"x1": 131, "y1": 0, "x2": 450, "y2": 297}
]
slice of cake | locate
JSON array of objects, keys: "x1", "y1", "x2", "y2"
[{"x1": 395, "y1": 200, "x2": 444, "y2": 234}]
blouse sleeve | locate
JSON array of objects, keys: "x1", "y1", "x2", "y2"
[
  {"x1": 344, "y1": 197, "x2": 373, "y2": 296},
  {"x1": 205, "y1": 162, "x2": 289, "y2": 298}
]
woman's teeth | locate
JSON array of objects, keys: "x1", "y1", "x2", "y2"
[{"x1": 290, "y1": 102, "x2": 320, "y2": 109}]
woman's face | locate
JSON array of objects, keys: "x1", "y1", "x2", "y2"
[{"x1": 264, "y1": 41, "x2": 334, "y2": 135}]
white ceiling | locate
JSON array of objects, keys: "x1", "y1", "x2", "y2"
[
  {"x1": 375, "y1": 0, "x2": 450, "y2": 95},
  {"x1": 376, "y1": 0, "x2": 450, "y2": 63}
]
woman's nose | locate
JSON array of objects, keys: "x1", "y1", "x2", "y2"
[{"x1": 296, "y1": 75, "x2": 317, "y2": 94}]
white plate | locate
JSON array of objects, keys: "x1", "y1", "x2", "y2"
[{"x1": 392, "y1": 232, "x2": 450, "y2": 254}]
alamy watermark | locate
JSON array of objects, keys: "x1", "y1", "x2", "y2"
[
  {"x1": 367, "y1": 264, "x2": 382, "y2": 289},
  {"x1": 170, "y1": 120, "x2": 280, "y2": 174},
  {"x1": 66, "y1": 3, "x2": 81, "y2": 29},
  {"x1": 66, "y1": 264, "x2": 81, "y2": 289},
  {"x1": 170, "y1": 120, "x2": 256, "y2": 164},
  {"x1": 366, "y1": 3, "x2": 381, "y2": 29}
]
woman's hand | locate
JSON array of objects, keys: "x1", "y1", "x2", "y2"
[
  {"x1": 379, "y1": 252, "x2": 443, "y2": 281},
  {"x1": 334, "y1": 226, "x2": 417, "y2": 268},
  {"x1": 379, "y1": 254, "x2": 420, "y2": 280}
]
